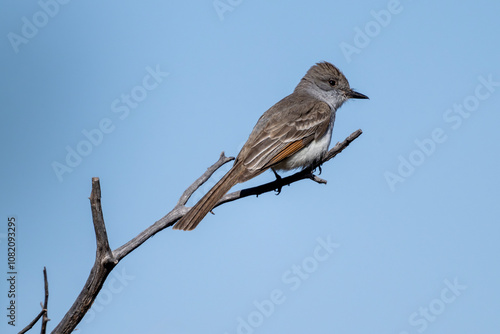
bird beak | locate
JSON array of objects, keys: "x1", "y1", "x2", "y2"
[{"x1": 347, "y1": 90, "x2": 369, "y2": 99}]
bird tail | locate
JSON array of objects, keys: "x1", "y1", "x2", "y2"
[{"x1": 173, "y1": 162, "x2": 246, "y2": 231}]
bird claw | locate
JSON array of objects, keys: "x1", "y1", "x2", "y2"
[{"x1": 272, "y1": 168, "x2": 283, "y2": 195}]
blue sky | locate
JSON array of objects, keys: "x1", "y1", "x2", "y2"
[{"x1": 1, "y1": 0, "x2": 499, "y2": 333}]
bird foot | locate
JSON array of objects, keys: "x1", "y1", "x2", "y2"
[
  {"x1": 312, "y1": 165, "x2": 322, "y2": 175},
  {"x1": 272, "y1": 168, "x2": 283, "y2": 195}
]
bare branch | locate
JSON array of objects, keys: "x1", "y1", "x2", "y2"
[
  {"x1": 114, "y1": 130, "x2": 363, "y2": 259},
  {"x1": 47, "y1": 129, "x2": 362, "y2": 334}
]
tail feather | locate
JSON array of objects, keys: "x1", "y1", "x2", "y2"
[{"x1": 173, "y1": 163, "x2": 245, "y2": 231}]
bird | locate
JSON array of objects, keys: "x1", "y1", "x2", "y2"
[{"x1": 173, "y1": 61, "x2": 368, "y2": 231}]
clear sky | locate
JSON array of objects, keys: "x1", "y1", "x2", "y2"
[{"x1": 1, "y1": 1, "x2": 499, "y2": 333}]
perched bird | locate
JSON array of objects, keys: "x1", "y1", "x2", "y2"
[{"x1": 174, "y1": 62, "x2": 368, "y2": 231}]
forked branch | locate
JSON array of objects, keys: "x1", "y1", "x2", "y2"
[{"x1": 27, "y1": 129, "x2": 363, "y2": 334}]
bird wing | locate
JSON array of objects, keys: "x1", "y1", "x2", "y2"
[{"x1": 239, "y1": 98, "x2": 332, "y2": 173}]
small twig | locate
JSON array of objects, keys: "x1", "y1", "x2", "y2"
[
  {"x1": 176, "y1": 152, "x2": 234, "y2": 207},
  {"x1": 40, "y1": 267, "x2": 49, "y2": 334},
  {"x1": 309, "y1": 174, "x2": 327, "y2": 184},
  {"x1": 18, "y1": 310, "x2": 45, "y2": 334},
  {"x1": 18, "y1": 268, "x2": 49, "y2": 334},
  {"x1": 322, "y1": 129, "x2": 362, "y2": 163}
]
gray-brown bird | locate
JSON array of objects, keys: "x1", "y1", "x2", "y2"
[{"x1": 174, "y1": 62, "x2": 368, "y2": 231}]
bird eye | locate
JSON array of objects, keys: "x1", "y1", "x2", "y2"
[{"x1": 328, "y1": 79, "x2": 336, "y2": 86}]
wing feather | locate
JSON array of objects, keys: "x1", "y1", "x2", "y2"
[{"x1": 238, "y1": 97, "x2": 332, "y2": 174}]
